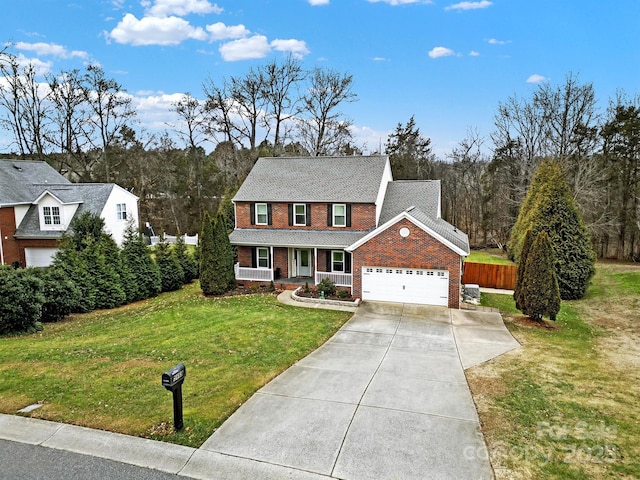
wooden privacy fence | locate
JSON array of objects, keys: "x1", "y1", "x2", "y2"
[{"x1": 462, "y1": 262, "x2": 516, "y2": 290}]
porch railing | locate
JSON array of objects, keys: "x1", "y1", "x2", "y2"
[
  {"x1": 234, "y1": 263, "x2": 274, "y2": 281},
  {"x1": 315, "y1": 271, "x2": 352, "y2": 287}
]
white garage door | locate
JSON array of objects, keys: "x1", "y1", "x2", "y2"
[
  {"x1": 24, "y1": 248, "x2": 58, "y2": 268},
  {"x1": 362, "y1": 266, "x2": 449, "y2": 306}
]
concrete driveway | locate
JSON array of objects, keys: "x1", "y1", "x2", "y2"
[{"x1": 183, "y1": 302, "x2": 519, "y2": 480}]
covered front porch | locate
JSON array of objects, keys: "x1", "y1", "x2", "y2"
[{"x1": 234, "y1": 246, "x2": 352, "y2": 288}]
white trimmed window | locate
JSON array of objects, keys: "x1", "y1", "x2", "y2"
[
  {"x1": 332, "y1": 204, "x2": 346, "y2": 227},
  {"x1": 116, "y1": 203, "x2": 127, "y2": 221},
  {"x1": 43, "y1": 206, "x2": 61, "y2": 225},
  {"x1": 294, "y1": 204, "x2": 306, "y2": 226},
  {"x1": 257, "y1": 247, "x2": 270, "y2": 268},
  {"x1": 331, "y1": 250, "x2": 345, "y2": 272},
  {"x1": 256, "y1": 203, "x2": 268, "y2": 225}
]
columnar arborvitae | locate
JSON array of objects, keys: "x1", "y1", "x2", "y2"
[
  {"x1": 508, "y1": 160, "x2": 596, "y2": 300},
  {"x1": 199, "y1": 212, "x2": 216, "y2": 295},
  {"x1": 214, "y1": 211, "x2": 236, "y2": 292},
  {"x1": 155, "y1": 240, "x2": 185, "y2": 292},
  {"x1": 514, "y1": 228, "x2": 534, "y2": 313},
  {"x1": 174, "y1": 234, "x2": 199, "y2": 284},
  {"x1": 521, "y1": 232, "x2": 561, "y2": 321},
  {"x1": 120, "y1": 222, "x2": 161, "y2": 301}
]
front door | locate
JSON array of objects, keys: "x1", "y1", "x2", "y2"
[{"x1": 296, "y1": 249, "x2": 311, "y2": 277}]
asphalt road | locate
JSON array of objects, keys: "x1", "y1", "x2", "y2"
[{"x1": 0, "y1": 439, "x2": 185, "y2": 480}]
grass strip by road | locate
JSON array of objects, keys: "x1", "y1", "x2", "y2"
[
  {"x1": 469, "y1": 263, "x2": 640, "y2": 479},
  {"x1": 0, "y1": 283, "x2": 351, "y2": 447}
]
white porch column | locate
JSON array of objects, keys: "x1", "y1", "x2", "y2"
[
  {"x1": 270, "y1": 246, "x2": 274, "y2": 281},
  {"x1": 314, "y1": 248, "x2": 318, "y2": 284}
]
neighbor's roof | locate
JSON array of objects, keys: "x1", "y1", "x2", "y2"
[
  {"x1": 14, "y1": 184, "x2": 116, "y2": 239},
  {"x1": 378, "y1": 180, "x2": 441, "y2": 224},
  {"x1": 233, "y1": 155, "x2": 390, "y2": 203},
  {"x1": 0, "y1": 160, "x2": 69, "y2": 205},
  {"x1": 230, "y1": 228, "x2": 368, "y2": 249}
]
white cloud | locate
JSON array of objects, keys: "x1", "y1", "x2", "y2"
[
  {"x1": 469, "y1": 50, "x2": 480, "y2": 56},
  {"x1": 309, "y1": 0, "x2": 330, "y2": 4},
  {"x1": 14, "y1": 41, "x2": 88, "y2": 59},
  {"x1": 206, "y1": 22, "x2": 250, "y2": 41},
  {"x1": 367, "y1": 0, "x2": 427, "y2": 5},
  {"x1": 527, "y1": 74, "x2": 547, "y2": 84},
  {"x1": 488, "y1": 38, "x2": 510, "y2": 45},
  {"x1": 373, "y1": 57, "x2": 389, "y2": 61},
  {"x1": 428, "y1": 46, "x2": 455, "y2": 58},
  {"x1": 109, "y1": 13, "x2": 208, "y2": 45},
  {"x1": 146, "y1": 0, "x2": 223, "y2": 17},
  {"x1": 445, "y1": 1, "x2": 492, "y2": 11},
  {"x1": 12, "y1": 54, "x2": 53, "y2": 76},
  {"x1": 271, "y1": 39, "x2": 310, "y2": 58},
  {"x1": 219, "y1": 35, "x2": 272, "y2": 61}
]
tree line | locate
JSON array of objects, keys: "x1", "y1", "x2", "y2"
[{"x1": 1, "y1": 44, "x2": 638, "y2": 259}]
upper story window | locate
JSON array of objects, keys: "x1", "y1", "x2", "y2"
[
  {"x1": 43, "y1": 206, "x2": 61, "y2": 226},
  {"x1": 256, "y1": 203, "x2": 268, "y2": 225},
  {"x1": 116, "y1": 203, "x2": 127, "y2": 221},
  {"x1": 294, "y1": 204, "x2": 306, "y2": 226},
  {"x1": 333, "y1": 204, "x2": 346, "y2": 227}
]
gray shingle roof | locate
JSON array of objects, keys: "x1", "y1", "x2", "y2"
[
  {"x1": 0, "y1": 160, "x2": 69, "y2": 205},
  {"x1": 14, "y1": 184, "x2": 116, "y2": 239},
  {"x1": 379, "y1": 180, "x2": 441, "y2": 224},
  {"x1": 230, "y1": 228, "x2": 368, "y2": 248},
  {"x1": 233, "y1": 155, "x2": 390, "y2": 203},
  {"x1": 407, "y1": 207, "x2": 470, "y2": 255}
]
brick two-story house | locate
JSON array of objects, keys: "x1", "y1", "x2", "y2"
[
  {"x1": 230, "y1": 155, "x2": 469, "y2": 308},
  {"x1": 0, "y1": 159, "x2": 138, "y2": 268}
]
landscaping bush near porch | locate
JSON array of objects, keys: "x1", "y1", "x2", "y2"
[{"x1": 0, "y1": 284, "x2": 351, "y2": 447}]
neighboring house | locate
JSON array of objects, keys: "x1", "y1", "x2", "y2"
[
  {"x1": 0, "y1": 159, "x2": 138, "y2": 268},
  {"x1": 230, "y1": 155, "x2": 470, "y2": 308}
]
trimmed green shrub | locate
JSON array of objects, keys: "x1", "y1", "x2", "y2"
[
  {"x1": 521, "y1": 232, "x2": 561, "y2": 321},
  {"x1": 155, "y1": 240, "x2": 185, "y2": 292},
  {"x1": 82, "y1": 237, "x2": 126, "y2": 310},
  {"x1": 317, "y1": 278, "x2": 336, "y2": 296},
  {"x1": 33, "y1": 267, "x2": 82, "y2": 322},
  {"x1": 51, "y1": 238, "x2": 96, "y2": 313},
  {"x1": 508, "y1": 160, "x2": 596, "y2": 300},
  {"x1": 0, "y1": 267, "x2": 44, "y2": 334}
]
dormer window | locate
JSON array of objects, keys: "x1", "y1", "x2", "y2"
[{"x1": 43, "y1": 206, "x2": 61, "y2": 226}]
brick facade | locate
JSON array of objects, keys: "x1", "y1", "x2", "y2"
[
  {"x1": 235, "y1": 202, "x2": 377, "y2": 231},
  {"x1": 350, "y1": 218, "x2": 462, "y2": 308}
]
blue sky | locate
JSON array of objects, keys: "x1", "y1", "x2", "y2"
[{"x1": 2, "y1": 0, "x2": 639, "y2": 156}]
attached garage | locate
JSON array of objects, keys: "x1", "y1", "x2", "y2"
[
  {"x1": 24, "y1": 247, "x2": 58, "y2": 267},
  {"x1": 361, "y1": 266, "x2": 449, "y2": 306}
]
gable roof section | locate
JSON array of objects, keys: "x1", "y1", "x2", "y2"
[
  {"x1": 14, "y1": 184, "x2": 116, "y2": 239},
  {"x1": 233, "y1": 155, "x2": 390, "y2": 203},
  {"x1": 346, "y1": 207, "x2": 470, "y2": 256},
  {"x1": 0, "y1": 160, "x2": 69, "y2": 205},
  {"x1": 378, "y1": 180, "x2": 441, "y2": 225}
]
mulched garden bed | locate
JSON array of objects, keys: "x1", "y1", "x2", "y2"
[{"x1": 295, "y1": 290, "x2": 354, "y2": 302}]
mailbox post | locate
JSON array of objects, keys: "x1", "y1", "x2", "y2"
[{"x1": 162, "y1": 363, "x2": 186, "y2": 431}]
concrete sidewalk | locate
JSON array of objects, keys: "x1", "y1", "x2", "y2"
[{"x1": 1, "y1": 299, "x2": 520, "y2": 480}]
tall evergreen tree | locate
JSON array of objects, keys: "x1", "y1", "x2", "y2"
[
  {"x1": 521, "y1": 232, "x2": 561, "y2": 321},
  {"x1": 508, "y1": 160, "x2": 596, "y2": 299},
  {"x1": 155, "y1": 239, "x2": 185, "y2": 292},
  {"x1": 174, "y1": 233, "x2": 198, "y2": 284},
  {"x1": 214, "y1": 211, "x2": 236, "y2": 292},
  {"x1": 199, "y1": 212, "x2": 216, "y2": 295},
  {"x1": 120, "y1": 222, "x2": 161, "y2": 301},
  {"x1": 514, "y1": 228, "x2": 534, "y2": 313}
]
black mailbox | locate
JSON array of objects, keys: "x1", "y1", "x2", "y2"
[
  {"x1": 162, "y1": 363, "x2": 186, "y2": 431},
  {"x1": 162, "y1": 363, "x2": 186, "y2": 391}
]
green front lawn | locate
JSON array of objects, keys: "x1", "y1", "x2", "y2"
[
  {"x1": 0, "y1": 284, "x2": 351, "y2": 447},
  {"x1": 471, "y1": 263, "x2": 640, "y2": 479},
  {"x1": 466, "y1": 248, "x2": 515, "y2": 265}
]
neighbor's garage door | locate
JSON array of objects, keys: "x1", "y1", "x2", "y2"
[
  {"x1": 24, "y1": 247, "x2": 58, "y2": 267},
  {"x1": 362, "y1": 266, "x2": 449, "y2": 306}
]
